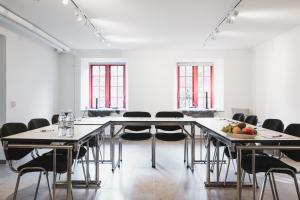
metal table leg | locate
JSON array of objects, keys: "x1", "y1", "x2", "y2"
[
  {"x1": 237, "y1": 147, "x2": 242, "y2": 200},
  {"x1": 191, "y1": 124, "x2": 195, "y2": 172}
]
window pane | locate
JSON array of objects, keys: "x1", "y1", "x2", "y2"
[
  {"x1": 99, "y1": 100, "x2": 105, "y2": 108},
  {"x1": 110, "y1": 98, "x2": 117, "y2": 108},
  {"x1": 204, "y1": 66, "x2": 211, "y2": 76},
  {"x1": 180, "y1": 77, "x2": 186, "y2": 88},
  {"x1": 111, "y1": 66, "x2": 118, "y2": 76},
  {"x1": 118, "y1": 87, "x2": 123, "y2": 97},
  {"x1": 93, "y1": 66, "x2": 99, "y2": 76},
  {"x1": 118, "y1": 77, "x2": 123, "y2": 86},
  {"x1": 111, "y1": 87, "x2": 117, "y2": 98},
  {"x1": 180, "y1": 98, "x2": 185, "y2": 108},
  {"x1": 179, "y1": 88, "x2": 185, "y2": 98},
  {"x1": 186, "y1": 66, "x2": 192, "y2": 76},
  {"x1": 179, "y1": 66, "x2": 185, "y2": 76},
  {"x1": 118, "y1": 98, "x2": 123, "y2": 108},
  {"x1": 99, "y1": 66, "x2": 106, "y2": 76},
  {"x1": 93, "y1": 77, "x2": 99, "y2": 87},
  {"x1": 111, "y1": 77, "x2": 117, "y2": 87},
  {"x1": 204, "y1": 77, "x2": 210, "y2": 92},
  {"x1": 198, "y1": 66, "x2": 204, "y2": 77},
  {"x1": 186, "y1": 77, "x2": 192, "y2": 88},
  {"x1": 99, "y1": 78, "x2": 105, "y2": 86},
  {"x1": 99, "y1": 87, "x2": 105, "y2": 97},
  {"x1": 93, "y1": 87, "x2": 99, "y2": 97},
  {"x1": 118, "y1": 66, "x2": 124, "y2": 76}
]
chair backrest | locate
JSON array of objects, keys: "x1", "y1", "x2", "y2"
[
  {"x1": 232, "y1": 113, "x2": 245, "y2": 122},
  {"x1": 155, "y1": 111, "x2": 183, "y2": 131},
  {"x1": 123, "y1": 111, "x2": 151, "y2": 132},
  {"x1": 0, "y1": 123, "x2": 32, "y2": 161},
  {"x1": 244, "y1": 115, "x2": 258, "y2": 126},
  {"x1": 123, "y1": 111, "x2": 151, "y2": 118},
  {"x1": 28, "y1": 118, "x2": 50, "y2": 130},
  {"x1": 281, "y1": 124, "x2": 300, "y2": 161},
  {"x1": 52, "y1": 114, "x2": 59, "y2": 124},
  {"x1": 262, "y1": 119, "x2": 284, "y2": 132}
]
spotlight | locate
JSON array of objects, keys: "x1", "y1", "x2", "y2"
[
  {"x1": 75, "y1": 10, "x2": 83, "y2": 21},
  {"x1": 62, "y1": 0, "x2": 69, "y2": 5},
  {"x1": 214, "y1": 27, "x2": 220, "y2": 34},
  {"x1": 211, "y1": 33, "x2": 216, "y2": 40},
  {"x1": 227, "y1": 9, "x2": 239, "y2": 24}
]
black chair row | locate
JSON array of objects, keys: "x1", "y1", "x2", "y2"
[{"x1": 118, "y1": 111, "x2": 187, "y2": 168}]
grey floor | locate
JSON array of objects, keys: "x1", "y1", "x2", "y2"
[{"x1": 0, "y1": 139, "x2": 299, "y2": 200}]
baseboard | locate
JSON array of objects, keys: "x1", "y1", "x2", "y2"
[{"x1": 0, "y1": 160, "x2": 6, "y2": 164}]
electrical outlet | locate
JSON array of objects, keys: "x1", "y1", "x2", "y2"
[{"x1": 10, "y1": 101, "x2": 16, "y2": 108}]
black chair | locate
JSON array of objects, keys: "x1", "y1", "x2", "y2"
[
  {"x1": 28, "y1": 118, "x2": 87, "y2": 179},
  {"x1": 51, "y1": 114, "x2": 59, "y2": 124},
  {"x1": 241, "y1": 124, "x2": 300, "y2": 200},
  {"x1": 262, "y1": 119, "x2": 284, "y2": 132},
  {"x1": 232, "y1": 113, "x2": 245, "y2": 122},
  {"x1": 118, "y1": 111, "x2": 152, "y2": 167},
  {"x1": 153, "y1": 111, "x2": 187, "y2": 168},
  {"x1": 0, "y1": 123, "x2": 69, "y2": 200},
  {"x1": 245, "y1": 115, "x2": 258, "y2": 126}
]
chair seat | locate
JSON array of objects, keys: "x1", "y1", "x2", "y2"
[
  {"x1": 241, "y1": 154, "x2": 297, "y2": 175},
  {"x1": 45, "y1": 147, "x2": 87, "y2": 160},
  {"x1": 155, "y1": 133, "x2": 186, "y2": 141},
  {"x1": 17, "y1": 154, "x2": 70, "y2": 175},
  {"x1": 121, "y1": 132, "x2": 152, "y2": 141}
]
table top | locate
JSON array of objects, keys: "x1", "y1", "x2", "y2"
[
  {"x1": 195, "y1": 118, "x2": 300, "y2": 144},
  {"x1": 2, "y1": 124, "x2": 102, "y2": 143},
  {"x1": 3, "y1": 117, "x2": 300, "y2": 145}
]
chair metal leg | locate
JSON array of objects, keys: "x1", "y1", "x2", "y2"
[
  {"x1": 293, "y1": 174, "x2": 300, "y2": 199},
  {"x1": 46, "y1": 172, "x2": 53, "y2": 200},
  {"x1": 210, "y1": 146, "x2": 217, "y2": 172},
  {"x1": 268, "y1": 173, "x2": 277, "y2": 200},
  {"x1": 271, "y1": 172, "x2": 279, "y2": 200},
  {"x1": 33, "y1": 172, "x2": 42, "y2": 200},
  {"x1": 13, "y1": 173, "x2": 21, "y2": 200},
  {"x1": 219, "y1": 147, "x2": 225, "y2": 174},
  {"x1": 259, "y1": 174, "x2": 268, "y2": 200},
  {"x1": 92, "y1": 147, "x2": 96, "y2": 161},
  {"x1": 224, "y1": 157, "x2": 230, "y2": 184},
  {"x1": 184, "y1": 138, "x2": 187, "y2": 163},
  {"x1": 186, "y1": 137, "x2": 189, "y2": 168},
  {"x1": 80, "y1": 158, "x2": 88, "y2": 186},
  {"x1": 152, "y1": 136, "x2": 156, "y2": 168},
  {"x1": 118, "y1": 139, "x2": 122, "y2": 168},
  {"x1": 242, "y1": 170, "x2": 246, "y2": 185}
]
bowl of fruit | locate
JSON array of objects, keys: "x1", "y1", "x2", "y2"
[{"x1": 221, "y1": 122, "x2": 257, "y2": 139}]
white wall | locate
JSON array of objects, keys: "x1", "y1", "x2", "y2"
[
  {"x1": 0, "y1": 22, "x2": 60, "y2": 124},
  {"x1": 0, "y1": 34, "x2": 5, "y2": 125},
  {"x1": 251, "y1": 25, "x2": 300, "y2": 125},
  {"x1": 59, "y1": 49, "x2": 252, "y2": 118}
]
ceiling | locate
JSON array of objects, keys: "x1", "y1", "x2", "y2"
[{"x1": 1, "y1": 0, "x2": 300, "y2": 50}]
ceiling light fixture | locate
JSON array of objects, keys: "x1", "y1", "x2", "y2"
[
  {"x1": 0, "y1": 4, "x2": 70, "y2": 52},
  {"x1": 203, "y1": 0, "x2": 242, "y2": 47},
  {"x1": 64, "y1": 0, "x2": 110, "y2": 47}
]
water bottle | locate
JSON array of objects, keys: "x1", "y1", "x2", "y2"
[
  {"x1": 65, "y1": 112, "x2": 75, "y2": 137},
  {"x1": 58, "y1": 112, "x2": 66, "y2": 137}
]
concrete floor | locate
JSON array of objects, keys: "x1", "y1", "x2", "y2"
[{"x1": 0, "y1": 139, "x2": 299, "y2": 200}]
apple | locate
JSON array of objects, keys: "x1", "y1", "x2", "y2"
[{"x1": 232, "y1": 127, "x2": 242, "y2": 134}]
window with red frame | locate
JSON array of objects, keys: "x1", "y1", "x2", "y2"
[
  {"x1": 90, "y1": 64, "x2": 126, "y2": 109},
  {"x1": 177, "y1": 64, "x2": 214, "y2": 109}
]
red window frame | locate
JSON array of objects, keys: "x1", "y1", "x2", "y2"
[
  {"x1": 89, "y1": 64, "x2": 126, "y2": 109},
  {"x1": 177, "y1": 64, "x2": 214, "y2": 109}
]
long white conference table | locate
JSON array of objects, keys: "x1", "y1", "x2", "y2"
[{"x1": 3, "y1": 116, "x2": 300, "y2": 200}]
